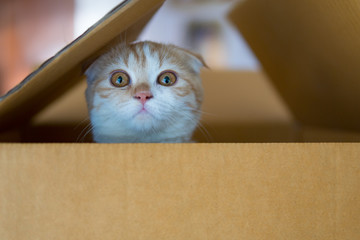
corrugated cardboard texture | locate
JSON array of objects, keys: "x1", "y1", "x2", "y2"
[
  {"x1": 0, "y1": 0, "x2": 164, "y2": 131},
  {"x1": 1, "y1": 143, "x2": 359, "y2": 239},
  {"x1": 230, "y1": 0, "x2": 360, "y2": 131}
]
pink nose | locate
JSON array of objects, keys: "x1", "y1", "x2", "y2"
[{"x1": 134, "y1": 91, "x2": 153, "y2": 105}]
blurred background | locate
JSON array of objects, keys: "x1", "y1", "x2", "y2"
[{"x1": 0, "y1": 0, "x2": 259, "y2": 96}]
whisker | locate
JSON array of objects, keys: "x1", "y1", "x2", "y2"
[
  {"x1": 80, "y1": 124, "x2": 95, "y2": 142},
  {"x1": 74, "y1": 117, "x2": 90, "y2": 130},
  {"x1": 196, "y1": 121, "x2": 213, "y2": 142},
  {"x1": 158, "y1": 103, "x2": 213, "y2": 143},
  {"x1": 180, "y1": 106, "x2": 215, "y2": 117},
  {"x1": 180, "y1": 111, "x2": 213, "y2": 142},
  {"x1": 76, "y1": 122, "x2": 92, "y2": 142}
]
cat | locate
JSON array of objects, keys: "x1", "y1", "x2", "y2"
[{"x1": 84, "y1": 41, "x2": 206, "y2": 143}]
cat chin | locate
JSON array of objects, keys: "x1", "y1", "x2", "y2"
[
  {"x1": 130, "y1": 111, "x2": 156, "y2": 129},
  {"x1": 131, "y1": 104, "x2": 175, "y2": 132},
  {"x1": 91, "y1": 112, "x2": 196, "y2": 143}
]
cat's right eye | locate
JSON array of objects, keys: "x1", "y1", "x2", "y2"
[{"x1": 110, "y1": 70, "x2": 130, "y2": 88}]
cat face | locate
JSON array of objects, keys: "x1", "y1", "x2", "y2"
[{"x1": 85, "y1": 41, "x2": 204, "y2": 143}]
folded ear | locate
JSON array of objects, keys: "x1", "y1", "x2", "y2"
[
  {"x1": 82, "y1": 51, "x2": 105, "y2": 83},
  {"x1": 83, "y1": 57, "x2": 101, "y2": 84},
  {"x1": 178, "y1": 47, "x2": 208, "y2": 74},
  {"x1": 82, "y1": 58, "x2": 95, "y2": 75},
  {"x1": 83, "y1": 61, "x2": 95, "y2": 83}
]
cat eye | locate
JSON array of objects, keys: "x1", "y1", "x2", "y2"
[
  {"x1": 157, "y1": 71, "x2": 177, "y2": 86},
  {"x1": 110, "y1": 70, "x2": 130, "y2": 88}
]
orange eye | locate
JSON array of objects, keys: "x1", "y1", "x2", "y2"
[
  {"x1": 110, "y1": 70, "x2": 130, "y2": 87},
  {"x1": 157, "y1": 71, "x2": 177, "y2": 86}
]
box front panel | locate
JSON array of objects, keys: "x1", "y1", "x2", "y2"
[{"x1": 1, "y1": 143, "x2": 359, "y2": 239}]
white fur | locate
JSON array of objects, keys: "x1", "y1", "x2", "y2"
[{"x1": 85, "y1": 42, "x2": 203, "y2": 143}]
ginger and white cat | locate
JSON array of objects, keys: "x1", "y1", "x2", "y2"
[{"x1": 85, "y1": 41, "x2": 205, "y2": 143}]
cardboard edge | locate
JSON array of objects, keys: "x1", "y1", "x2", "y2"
[
  {"x1": 228, "y1": 1, "x2": 360, "y2": 132},
  {"x1": 0, "y1": 0, "x2": 131, "y2": 102},
  {"x1": 0, "y1": 0, "x2": 165, "y2": 131}
]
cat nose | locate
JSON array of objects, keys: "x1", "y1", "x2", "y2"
[{"x1": 134, "y1": 91, "x2": 153, "y2": 105}]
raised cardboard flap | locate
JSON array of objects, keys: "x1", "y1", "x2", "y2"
[
  {"x1": 230, "y1": 0, "x2": 360, "y2": 131},
  {"x1": 0, "y1": 0, "x2": 165, "y2": 131}
]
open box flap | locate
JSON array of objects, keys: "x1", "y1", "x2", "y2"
[
  {"x1": 0, "y1": 0, "x2": 165, "y2": 131},
  {"x1": 229, "y1": 0, "x2": 360, "y2": 132}
]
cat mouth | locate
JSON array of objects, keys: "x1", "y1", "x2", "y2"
[{"x1": 133, "y1": 107, "x2": 154, "y2": 119}]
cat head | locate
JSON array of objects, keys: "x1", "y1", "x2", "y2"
[{"x1": 84, "y1": 41, "x2": 205, "y2": 142}]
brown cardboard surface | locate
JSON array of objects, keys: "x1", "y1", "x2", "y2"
[
  {"x1": 1, "y1": 143, "x2": 360, "y2": 239},
  {"x1": 230, "y1": 0, "x2": 360, "y2": 131},
  {"x1": 301, "y1": 126, "x2": 360, "y2": 142},
  {"x1": 200, "y1": 70, "x2": 293, "y2": 125},
  {"x1": 0, "y1": 0, "x2": 165, "y2": 131}
]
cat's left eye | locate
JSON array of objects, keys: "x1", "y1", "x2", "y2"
[
  {"x1": 157, "y1": 71, "x2": 177, "y2": 86},
  {"x1": 110, "y1": 70, "x2": 130, "y2": 88}
]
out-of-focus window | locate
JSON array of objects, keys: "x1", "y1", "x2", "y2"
[
  {"x1": 0, "y1": 0, "x2": 74, "y2": 95},
  {"x1": 0, "y1": 0, "x2": 259, "y2": 96}
]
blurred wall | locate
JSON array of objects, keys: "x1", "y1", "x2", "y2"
[
  {"x1": 0, "y1": 0, "x2": 74, "y2": 95},
  {"x1": 139, "y1": 0, "x2": 259, "y2": 70},
  {"x1": 0, "y1": 0, "x2": 259, "y2": 96}
]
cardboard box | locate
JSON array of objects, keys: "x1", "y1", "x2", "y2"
[
  {"x1": 1, "y1": 0, "x2": 360, "y2": 239},
  {"x1": 229, "y1": 0, "x2": 360, "y2": 132},
  {"x1": 1, "y1": 143, "x2": 360, "y2": 240}
]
